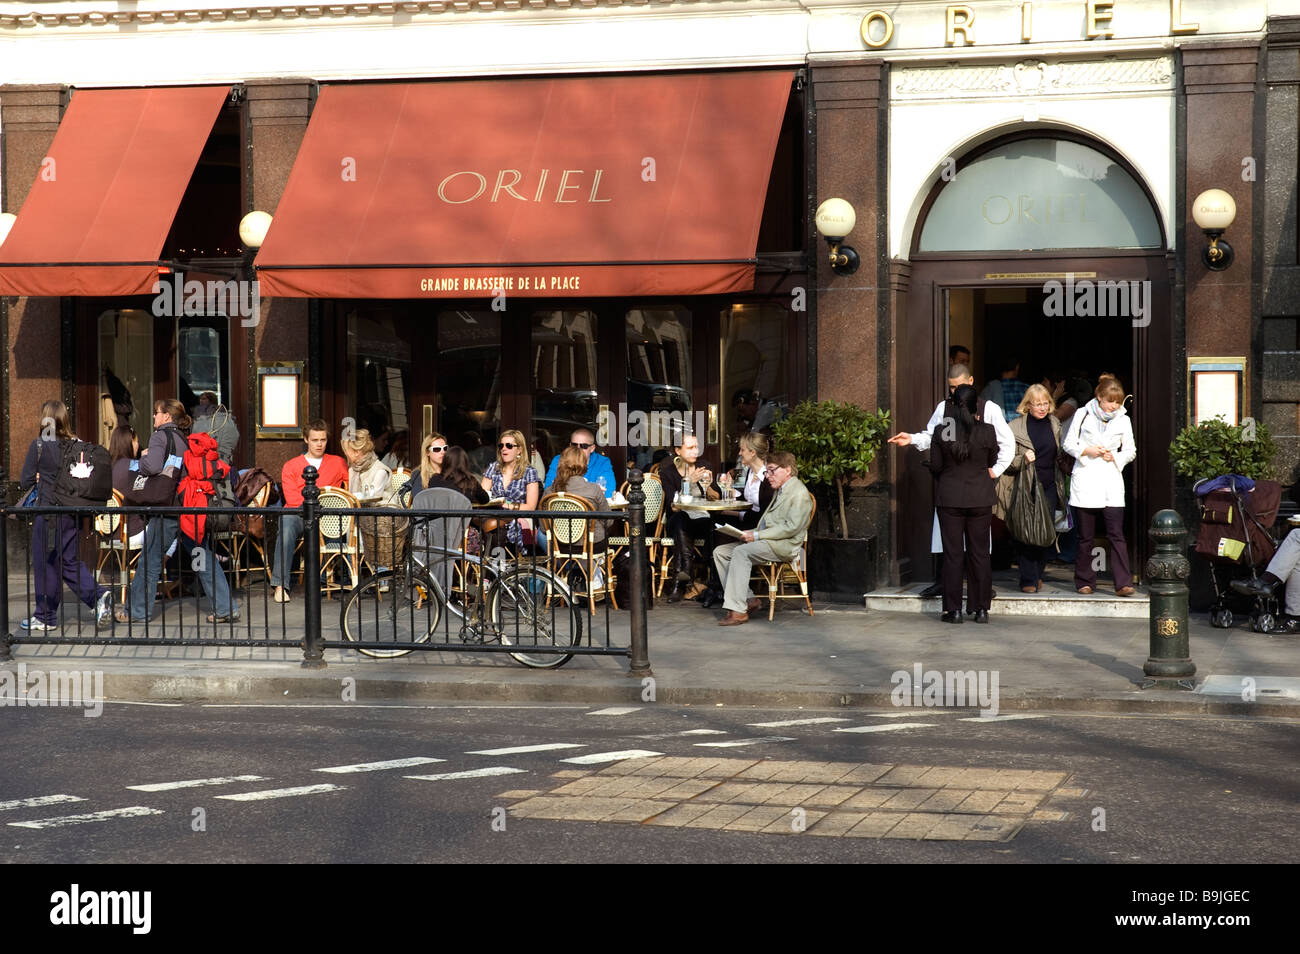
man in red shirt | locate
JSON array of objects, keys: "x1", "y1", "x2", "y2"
[{"x1": 272, "y1": 419, "x2": 348, "y2": 603}]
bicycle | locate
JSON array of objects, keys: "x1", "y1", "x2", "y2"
[{"x1": 338, "y1": 539, "x2": 583, "y2": 669}]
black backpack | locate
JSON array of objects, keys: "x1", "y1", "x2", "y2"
[
  {"x1": 52, "y1": 439, "x2": 114, "y2": 508},
  {"x1": 197, "y1": 455, "x2": 239, "y2": 536}
]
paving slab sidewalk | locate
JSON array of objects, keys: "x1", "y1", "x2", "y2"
[{"x1": 5, "y1": 583, "x2": 1298, "y2": 715}]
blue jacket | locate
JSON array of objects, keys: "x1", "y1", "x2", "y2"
[{"x1": 543, "y1": 451, "x2": 617, "y2": 495}]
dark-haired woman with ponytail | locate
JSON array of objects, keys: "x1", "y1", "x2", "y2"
[{"x1": 926, "y1": 384, "x2": 999, "y2": 624}]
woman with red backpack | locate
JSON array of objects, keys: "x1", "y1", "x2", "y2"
[{"x1": 17, "y1": 400, "x2": 113, "y2": 631}]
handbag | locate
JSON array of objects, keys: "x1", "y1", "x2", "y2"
[
  {"x1": 1006, "y1": 465, "x2": 1057, "y2": 548},
  {"x1": 20, "y1": 485, "x2": 40, "y2": 508}
]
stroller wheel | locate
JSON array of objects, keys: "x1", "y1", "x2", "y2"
[
  {"x1": 1254, "y1": 613, "x2": 1275, "y2": 634},
  {"x1": 1211, "y1": 608, "x2": 1234, "y2": 629}
]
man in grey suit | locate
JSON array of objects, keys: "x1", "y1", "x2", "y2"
[{"x1": 713, "y1": 451, "x2": 813, "y2": 626}]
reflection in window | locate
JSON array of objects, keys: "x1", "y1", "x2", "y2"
[
  {"x1": 531, "y1": 310, "x2": 598, "y2": 470},
  {"x1": 919, "y1": 138, "x2": 1162, "y2": 252},
  {"x1": 348, "y1": 308, "x2": 413, "y2": 469},
  {"x1": 625, "y1": 307, "x2": 692, "y2": 470},
  {"x1": 98, "y1": 310, "x2": 153, "y2": 449},
  {"x1": 436, "y1": 310, "x2": 502, "y2": 475},
  {"x1": 722, "y1": 303, "x2": 789, "y2": 464}
]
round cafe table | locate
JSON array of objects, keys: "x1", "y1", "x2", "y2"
[{"x1": 669, "y1": 498, "x2": 750, "y2": 513}]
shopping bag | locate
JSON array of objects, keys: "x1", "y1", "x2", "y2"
[{"x1": 1006, "y1": 465, "x2": 1057, "y2": 548}]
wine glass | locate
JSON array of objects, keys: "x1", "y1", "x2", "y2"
[{"x1": 596, "y1": 475, "x2": 609, "y2": 499}]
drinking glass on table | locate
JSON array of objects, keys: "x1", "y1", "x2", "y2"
[{"x1": 596, "y1": 475, "x2": 609, "y2": 498}]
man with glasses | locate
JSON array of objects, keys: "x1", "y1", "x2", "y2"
[
  {"x1": 887, "y1": 363, "x2": 1015, "y2": 600},
  {"x1": 543, "y1": 426, "x2": 617, "y2": 497},
  {"x1": 714, "y1": 452, "x2": 813, "y2": 626}
]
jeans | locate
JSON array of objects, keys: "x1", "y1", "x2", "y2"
[
  {"x1": 32, "y1": 515, "x2": 106, "y2": 625},
  {"x1": 271, "y1": 513, "x2": 305, "y2": 589},
  {"x1": 128, "y1": 516, "x2": 237, "y2": 620}
]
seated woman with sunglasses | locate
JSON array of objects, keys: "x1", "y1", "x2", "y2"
[
  {"x1": 481, "y1": 429, "x2": 541, "y2": 551},
  {"x1": 404, "y1": 432, "x2": 450, "y2": 497}
]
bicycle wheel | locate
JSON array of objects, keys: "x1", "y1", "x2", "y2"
[
  {"x1": 339, "y1": 568, "x2": 442, "y2": 658},
  {"x1": 488, "y1": 566, "x2": 583, "y2": 669}
]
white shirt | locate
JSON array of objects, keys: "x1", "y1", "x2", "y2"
[
  {"x1": 742, "y1": 467, "x2": 763, "y2": 512},
  {"x1": 908, "y1": 399, "x2": 1015, "y2": 478}
]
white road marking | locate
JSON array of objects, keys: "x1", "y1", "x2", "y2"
[
  {"x1": 560, "y1": 750, "x2": 662, "y2": 765},
  {"x1": 833, "y1": 723, "x2": 937, "y2": 733},
  {"x1": 405, "y1": 767, "x2": 527, "y2": 781},
  {"x1": 201, "y1": 704, "x2": 588, "y2": 710},
  {"x1": 0, "y1": 794, "x2": 87, "y2": 812},
  {"x1": 128, "y1": 775, "x2": 267, "y2": 792},
  {"x1": 314, "y1": 758, "x2": 445, "y2": 774},
  {"x1": 586, "y1": 706, "x2": 641, "y2": 716},
  {"x1": 467, "y1": 744, "x2": 585, "y2": 756},
  {"x1": 868, "y1": 711, "x2": 954, "y2": 718},
  {"x1": 215, "y1": 784, "x2": 345, "y2": 802},
  {"x1": 694, "y1": 737, "x2": 797, "y2": 748},
  {"x1": 105, "y1": 700, "x2": 185, "y2": 707},
  {"x1": 958, "y1": 714, "x2": 1046, "y2": 723},
  {"x1": 9, "y1": 806, "x2": 163, "y2": 829},
  {"x1": 746, "y1": 717, "x2": 851, "y2": 728},
  {"x1": 678, "y1": 729, "x2": 728, "y2": 736}
]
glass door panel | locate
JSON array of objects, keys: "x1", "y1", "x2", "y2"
[
  {"x1": 97, "y1": 309, "x2": 154, "y2": 448},
  {"x1": 720, "y1": 302, "x2": 789, "y2": 466},
  {"x1": 624, "y1": 306, "x2": 692, "y2": 472},
  {"x1": 531, "y1": 309, "x2": 599, "y2": 472},
  {"x1": 436, "y1": 309, "x2": 502, "y2": 474}
]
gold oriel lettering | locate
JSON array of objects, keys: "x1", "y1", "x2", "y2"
[
  {"x1": 491, "y1": 169, "x2": 526, "y2": 203},
  {"x1": 1171, "y1": 0, "x2": 1199, "y2": 34},
  {"x1": 1086, "y1": 0, "x2": 1114, "y2": 38},
  {"x1": 860, "y1": 10, "x2": 894, "y2": 48},
  {"x1": 589, "y1": 168, "x2": 612, "y2": 203},
  {"x1": 982, "y1": 194, "x2": 1013, "y2": 225},
  {"x1": 438, "y1": 171, "x2": 487, "y2": 204},
  {"x1": 1021, "y1": 1, "x2": 1032, "y2": 42},
  {"x1": 556, "y1": 169, "x2": 583, "y2": 204},
  {"x1": 946, "y1": 5, "x2": 975, "y2": 46},
  {"x1": 533, "y1": 168, "x2": 550, "y2": 203}
]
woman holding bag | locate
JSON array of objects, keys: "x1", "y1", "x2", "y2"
[{"x1": 995, "y1": 384, "x2": 1068, "y2": 593}]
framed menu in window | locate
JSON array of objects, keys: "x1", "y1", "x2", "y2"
[
  {"x1": 1188, "y1": 358, "x2": 1246, "y2": 427},
  {"x1": 256, "y1": 362, "x2": 305, "y2": 438}
]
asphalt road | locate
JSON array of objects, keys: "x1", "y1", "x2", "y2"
[{"x1": 3, "y1": 701, "x2": 1296, "y2": 869}]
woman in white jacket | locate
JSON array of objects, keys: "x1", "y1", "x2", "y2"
[{"x1": 1062, "y1": 375, "x2": 1137, "y2": 595}]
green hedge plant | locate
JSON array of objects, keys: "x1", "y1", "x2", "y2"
[
  {"x1": 1168, "y1": 417, "x2": 1276, "y2": 484},
  {"x1": 771, "y1": 400, "x2": 891, "y2": 539}
]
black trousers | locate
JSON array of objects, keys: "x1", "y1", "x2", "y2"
[{"x1": 937, "y1": 506, "x2": 993, "y2": 614}]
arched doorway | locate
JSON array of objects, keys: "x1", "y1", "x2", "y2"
[{"x1": 896, "y1": 132, "x2": 1174, "y2": 584}]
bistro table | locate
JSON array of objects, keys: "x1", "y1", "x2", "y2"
[{"x1": 668, "y1": 497, "x2": 750, "y2": 513}]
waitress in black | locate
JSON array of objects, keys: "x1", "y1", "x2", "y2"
[{"x1": 926, "y1": 384, "x2": 999, "y2": 624}]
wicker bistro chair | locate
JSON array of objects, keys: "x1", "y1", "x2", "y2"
[
  {"x1": 749, "y1": 496, "x2": 817, "y2": 621},
  {"x1": 318, "y1": 487, "x2": 363, "y2": 599},
  {"x1": 356, "y1": 480, "x2": 410, "y2": 574},
  {"x1": 537, "y1": 492, "x2": 611, "y2": 615},
  {"x1": 95, "y1": 490, "x2": 143, "y2": 602},
  {"x1": 608, "y1": 473, "x2": 664, "y2": 597}
]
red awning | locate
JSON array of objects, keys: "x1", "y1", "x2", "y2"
[
  {"x1": 255, "y1": 71, "x2": 792, "y2": 299},
  {"x1": 0, "y1": 86, "x2": 229, "y2": 297}
]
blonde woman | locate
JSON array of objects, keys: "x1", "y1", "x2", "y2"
[
  {"x1": 407, "y1": 432, "x2": 449, "y2": 495},
  {"x1": 481, "y1": 428, "x2": 541, "y2": 549},
  {"x1": 342, "y1": 428, "x2": 393, "y2": 500},
  {"x1": 995, "y1": 383, "x2": 1067, "y2": 593}
]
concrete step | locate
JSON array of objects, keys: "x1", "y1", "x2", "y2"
[{"x1": 865, "y1": 578, "x2": 1149, "y2": 618}]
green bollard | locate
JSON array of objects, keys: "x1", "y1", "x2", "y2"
[{"x1": 1142, "y1": 509, "x2": 1196, "y2": 687}]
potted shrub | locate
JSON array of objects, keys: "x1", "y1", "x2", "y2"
[
  {"x1": 1168, "y1": 417, "x2": 1276, "y2": 484},
  {"x1": 772, "y1": 400, "x2": 891, "y2": 600}
]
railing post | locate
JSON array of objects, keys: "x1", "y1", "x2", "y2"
[
  {"x1": 0, "y1": 469, "x2": 12, "y2": 662},
  {"x1": 300, "y1": 466, "x2": 326, "y2": 669},
  {"x1": 626, "y1": 469, "x2": 652, "y2": 677}
]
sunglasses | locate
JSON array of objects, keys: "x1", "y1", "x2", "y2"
[
  {"x1": 498, "y1": 442, "x2": 518, "y2": 450},
  {"x1": 570, "y1": 441, "x2": 593, "y2": 450},
  {"x1": 428, "y1": 445, "x2": 447, "y2": 453}
]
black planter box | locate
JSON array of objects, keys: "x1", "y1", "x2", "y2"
[{"x1": 808, "y1": 536, "x2": 876, "y2": 603}]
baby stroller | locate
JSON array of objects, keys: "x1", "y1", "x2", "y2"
[{"x1": 1194, "y1": 475, "x2": 1283, "y2": 632}]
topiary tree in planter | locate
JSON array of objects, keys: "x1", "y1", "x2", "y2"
[
  {"x1": 771, "y1": 400, "x2": 892, "y2": 539},
  {"x1": 1168, "y1": 418, "x2": 1277, "y2": 484}
]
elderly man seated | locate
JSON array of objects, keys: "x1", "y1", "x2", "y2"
[
  {"x1": 713, "y1": 451, "x2": 813, "y2": 626},
  {"x1": 1233, "y1": 521, "x2": 1300, "y2": 633}
]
